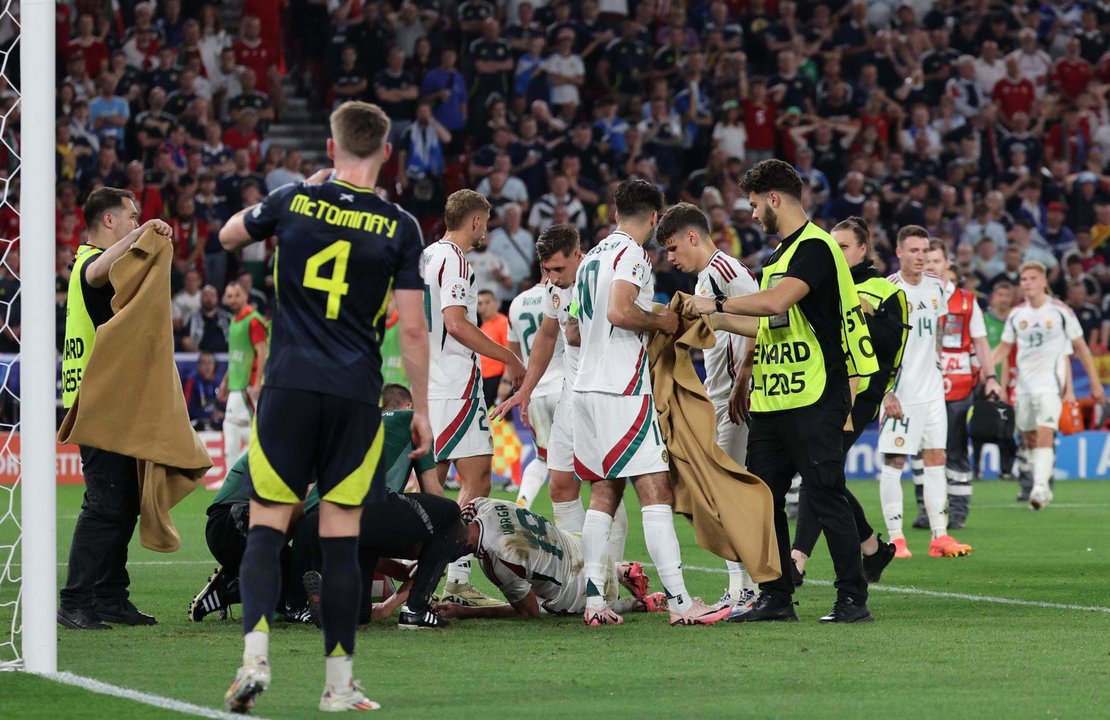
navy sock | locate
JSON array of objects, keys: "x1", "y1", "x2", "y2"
[
  {"x1": 320, "y1": 536, "x2": 360, "y2": 657},
  {"x1": 239, "y1": 525, "x2": 286, "y2": 636}
]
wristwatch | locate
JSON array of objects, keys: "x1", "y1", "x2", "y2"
[{"x1": 715, "y1": 294, "x2": 726, "y2": 313}]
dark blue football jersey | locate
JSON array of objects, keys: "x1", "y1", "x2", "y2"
[{"x1": 244, "y1": 179, "x2": 423, "y2": 404}]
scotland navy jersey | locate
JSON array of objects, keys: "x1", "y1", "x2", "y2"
[{"x1": 244, "y1": 179, "x2": 423, "y2": 404}]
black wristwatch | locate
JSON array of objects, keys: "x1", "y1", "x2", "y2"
[{"x1": 715, "y1": 294, "x2": 726, "y2": 313}]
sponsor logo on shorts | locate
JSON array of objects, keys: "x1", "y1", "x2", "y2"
[
  {"x1": 661, "y1": 448, "x2": 669, "y2": 464},
  {"x1": 450, "y1": 282, "x2": 467, "y2": 300},
  {"x1": 894, "y1": 437, "x2": 905, "y2": 448}
]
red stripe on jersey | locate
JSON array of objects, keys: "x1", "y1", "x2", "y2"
[
  {"x1": 574, "y1": 455, "x2": 603, "y2": 481},
  {"x1": 712, "y1": 256, "x2": 736, "y2": 282},
  {"x1": 622, "y1": 346, "x2": 646, "y2": 395},
  {"x1": 613, "y1": 246, "x2": 628, "y2": 269},
  {"x1": 601, "y1": 396, "x2": 652, "y2": 476},
  {"x1": 435, "y1": 399, "x2": 476, "y2": 456}
]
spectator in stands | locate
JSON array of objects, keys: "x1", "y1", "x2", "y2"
[
  {"x1": 184, "y1": 351, "x2": 224, "y2": 432},
  {"x1": 229, "y1": 67, "x2": 274, "y2": 126},
  {"x1": 265, "y1": 149, "x2": 305, "y2": 192},
  {"x1": 421, "y1": 48, "x2": 468, "y2": 153},
  {"x1": 89, "y1": 74, "x2": 129, "y2": 149},
  {"x1": 67, "y1": 13, "x2": 110, "y2": 80},
  {"x1": 374, "y1": 47, "x2": 420, "y2": 144},
  {"x1": 235, "y1": 270, "x2": 269, "y2": 317},
  {"x1": 173, "y1": 267, "x2": 203, "y2": 336},
  {"x1": 544, "y1": 27, "x2": 585, "y2": 119},
  {"x1": 530, "y1": 174, "x2": 586, "y2": 234},
  {"x1": 147, "y1": 45, "x2": 183, "y2": 94},
  {"x1": 470, "y1": 18, "x2": 514, "y2": 124},
  {"x1": 477, "y1": 155, "x2": 529, "y2": 220},
  {"x1": 233, "y1": 15, "x2": 280, "y2": 106},
  {"x1": 486, "y1": 203, "x2": 534, "y2": 301},
  {"x1": 183, "y1": 284, "x2": 231, "y2": 353},
  {"x1": 222, "y1": 108, "x2": 261, "y2": 170},
  {"x1": 1066, "y1": 279, "x2": 1104, "y2": 347},
  {"x1": 332, "y1": 45, "x2": 368, "y2": 108}
]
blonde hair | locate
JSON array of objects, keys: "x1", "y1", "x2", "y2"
[
  {"x1": 329, "y1": 101, "x2": 390, "y2": 159},
  {"x1": 1019, "y1": 260, "x2": 1047, "y2": 277},
  {"x1": 444, "y1": 190, "x2": 491, "y2": 230}
]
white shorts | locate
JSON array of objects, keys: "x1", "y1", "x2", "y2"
[
  {"x1": 878, "y1": 397, "x2": 947, "y2": 456},
  {"x1": 547, "y1": 391, "x2": 575, "y2": 472},
  {"x1": 430, "y1": 398, "x2": 492, "y2": 462},
  {"x1": 1016, "y1": 391, "x2": 1063, "y2": 432},
  {"x1": 528, "y1": 392, "x2": 559, "y2": 459},
  {"x1": 714, "y1": 401, "x2": 749, "y2": 467},
  {"x1": 571, "y1": 391, "x2": 668, "y2": 481}
]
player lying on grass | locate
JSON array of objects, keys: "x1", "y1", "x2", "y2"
[{"x1": 433, "y1": 498, "x2": 667, "y2": 620}]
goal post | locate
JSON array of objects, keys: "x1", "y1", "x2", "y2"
[{"x1": 20, "y1": 0, "x2": 57, "y2": 674}]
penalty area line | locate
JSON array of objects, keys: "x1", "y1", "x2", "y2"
[
  {"x1": 44, "y1": 671, "x2": 267, "y2": 720},
  {"x1": 673, "y1": 563, "x2": 1110, "y2": 614}
]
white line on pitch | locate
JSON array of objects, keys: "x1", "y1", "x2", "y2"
[
  {"x1": 44, "y1": 671, "x2": 267, "y2": 720},
  {"x1": 672, "y1": 564, "x2": 1110, "y2": 614}
]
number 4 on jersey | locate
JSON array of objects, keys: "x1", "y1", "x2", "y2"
[{"x1": 303, "y1": 240, "x2": 351, "y2": 320}]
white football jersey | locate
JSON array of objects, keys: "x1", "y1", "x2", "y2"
[
  {"x1": 544, "y1": 282, "x2": 580, "y2": 385},
  {"x1": 472, "y1": 499, "x2": 616, "y2": 614},
  {"x1": 1001, "y1": 298, "x2": 1081, "y2": 395},
  {"x1": 696, "y1": 250, "x2": 758, "y2": 406},
  {"x1": 573, "y1": 231, "x2": 654, "y2": 395},
  {"x1": 889, "y1": 271, "x2": 946, "y2": 405},
  {"x1": 508, "y1": 284, "x2": 564, "y2": 397},
  {"x1": 421, "y1": 239, "x2": 482, "y2": 400}
]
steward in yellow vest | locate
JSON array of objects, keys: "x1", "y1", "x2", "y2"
[{"x1": 681, "y1": 160, "x2": 876, "y2": 624}]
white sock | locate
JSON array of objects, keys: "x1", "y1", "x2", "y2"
[
  {"x1": 1031, "y1": 447, "x2": 1054, "y2": 490},
  {"x1": 725, "y1": 560, "x2": 751, "y2": 595},
  {"x1": 325, "y1": 655, "x2": 352, "y2": 690},
  {"x1": 446, "y1": 555, "x2": 472, "y2": 585},
  {"x1": 582, "y1": 509, "x2": 614, "y2": 610},
  {"x1": 243, "y1": 630, "x2": 268, "y2": 662},
  {"x1": 607, "y1": 501, "x2": 628, "y2": 564},
  {"x1": 923, "y1": 465, "x2": 948, "y2": 538},
  {"x1": 516, "y1": 457, "x2": 548, "y2": 509},
  {"x1": 879, "y1": 464, "x2": 905, "y2": 540},
  {"x1": 641, "y1": 504, "x2": 692, "y2": 614},
  {"x1": 552, "y1": 499, "x2": 586, "y2": 533}
]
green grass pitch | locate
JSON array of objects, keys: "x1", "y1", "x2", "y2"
[{"x1": 2, "y1": 480, "x2": 1109, "y2": 719}]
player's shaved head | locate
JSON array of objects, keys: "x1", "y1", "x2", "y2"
[
  {"x1": 381, "y1": 383, "x2": 413, "y2": 410},
  {"x1": 329, "y1": 101, "x2": 390, "y2": 159}
]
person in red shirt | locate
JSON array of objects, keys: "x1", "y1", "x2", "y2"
[
  {"x1": 222, "y1": 108, "x2": 262, "y2": 170},
  {"x1": 170, "y1": 194, "x2": 209, "y2": 279},
  {"x1": 992, "y1": 55, "x2": 1036, "y2": 122},
  {"x1": 66, "y1": 14, "x2": 110, "y2": 80},
  {"x1": 125, "y1": 160, "x2": 166, "y2": 223},
  {"x1": 741, "y1": 76, "x2": 777, "y2": 163},
  {"x1": 232, "y1": 15, "x2": 282, "y2": 108},
  {"x1": 1053, "y1": 38, "x2": 1092, "y2": 100},
  {"x1": 477, "y1": 289, "x2": 511, "y2": 409},
  {"x1": 243, "y1": 0, "x2": 284, "y2": 69}
]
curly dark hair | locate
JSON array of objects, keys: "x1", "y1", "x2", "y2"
[
  {"x1": 614, "y1": 178, "x2": 664, "y2": 220},
  {"x1": 535, "y1": 223, "x2": 580, "y2": 261},
  {"x1": 737, "y1": 159, "x2": 803, "y2": 199},
  {"x1": 656, "y1": 202, "x2": 710, "y2": 244}
]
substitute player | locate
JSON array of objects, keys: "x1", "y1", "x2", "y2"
[
  {"x1": 657, "y1": 202, "x2": 760, "y2": 612},
  {"x1": 434, "y1": 498, "x2": 666, "y2": 619},
  {"x1": 507, "y1": 276, "x2": 564, "y2": 510},
  {"x1": 219, "y1": 101, "x2": 431, "y2": 713},
  {"x1": 993, "y1": 262, "x2": 1105, "y2": 510},
  {"x1": 925, "y1": 242, "x2": 1002, "y2": 528},
  {"x1": 574, "y1": 179, "x2": 728, "y2": 627},
  {"x1": 423, "y1": 189, "x2": 525, "y2": 607},
  {"x1": 879, "y1": 226, "x2": 971, "y2": 559},
  {"x1": 218, "y1": 280, "x2": 268, "y2": 479}
]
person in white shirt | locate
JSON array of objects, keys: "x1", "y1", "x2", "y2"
[
  {"x1": 657, "y1": 202, "x2": 761, "y2": 613},
  {"x1": 993, "y1": 262, "x2": 1105, "y2": 510},
  {"x1": 465, "y1": 243, "x2": 514, "y2": 300},
  {"x1": 422, "y1": 190, "x2": 525, "y2": 606},
  {"x1": 1008, "y1": 29, "x2": 1053, "y2": 97},
  {"x1": 542, "y1": 29, "x2": 585, "y2": 115},
  {"x1": 173, "y1": 268, "x2": 203, "y2": 334},
  {"x1": 974, "y1": 41, "x2": 1006, "y2": 98},
  {"x1": 485, "y1": 203, "x2": 535, "y2": 300},
  {"x1": 878, "y1": 226, "x2": 973, "y2": 559}
]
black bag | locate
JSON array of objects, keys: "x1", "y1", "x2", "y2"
[{"x1": 968, "y1": 391, "x2": 1015, "y2": 443}]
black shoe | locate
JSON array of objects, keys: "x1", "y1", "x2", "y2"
[
  {"x1": 911, "y1": 512, "x2": 929, "y2": 530},
  {"x1": 862, "y1": 536, "x2": 896, "y2": 584},
  {"x1": 726, "y1": 593, "x2": 798, "y2": 623},
  {"x1": 1016, "y1": 491, "x2": 1030, "y2": 502},
  {"x1": 94, "y1": 599, "x2": 157, "y2": 626},
  {"x1": 790, "y1": 559, "x2": 805, "y2": 587},
  {"x1": 948, "y1": 516, "x2": 966, "y2": 530},
  {"x1": 57, "y1": 606, "x2": 112, "y2": 631},
  {"x1": 303, "y1": 570, "x2": 322, "y2": 628},
  {"x1": 819, "y1": 596, "x2": 874, "y2": 623},
  {"x1": 188, "y1": 566, "x2": 237, "y2": 622},
  {"x1": 284, "y1": 607, "x2": 315, "y2": 624},
  {"x1": 397, "y1": 605, "x2": 449, "y2": 630}
]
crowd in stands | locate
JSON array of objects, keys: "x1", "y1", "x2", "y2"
[{"x1": 45, "y1": 0, "x2": 1110, "y2": 426}]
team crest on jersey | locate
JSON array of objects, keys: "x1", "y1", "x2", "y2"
[
  {"x1": 631, "y1": 263, "x2": 647, "y2": 282},
  {"x1": 449, "y1": 283, "x2": 467, "y2": 300},
  {"x1": 1046, "y1": 319, "x2": 1053, "y2": 329},
  {"x1": 894, "y1": 437, "x2": 905, "y2": 448},
  {"x1": 1019, "y1": 320, "x2": 1028, "y2": 330},
  {"x1": 931, "y1": 298, "x2": 938, "y2": 311}
]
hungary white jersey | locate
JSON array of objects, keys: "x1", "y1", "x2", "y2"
[
  {"x1": 544, "y1": 282, "x2": 580, "y2": 385},
  {"x1": 1001, "y1": 298, "x2": 1081, "y2": 395},
  {"x1": 508, "y1": 284, "x2": 564, "y2": 397},
  {"x1": 889, "y1": 271, "x2": 945, "y2": 405},
  {"x1": 473, "y1": 499, "x2": 615, "y2": 614},
  {"x1": 573, "y1": 231, "x2": 654, "y2": 395},
  {"x1": 696, "y1": 250, "x2": 758, "y2": 406},
  {"x1": 421, "y1": 239, "x2": 482, "y2": 400}
]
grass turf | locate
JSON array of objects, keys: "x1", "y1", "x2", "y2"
[{"x1": 2, "y1": 480, "x2": 1109, "y2": 719}]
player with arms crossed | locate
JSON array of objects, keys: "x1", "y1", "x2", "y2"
[
  {"x1": 993, "y1": 262, "x2": 1105, "y2": 510},
  {"x1": 573, "y1": 179, "x2": 729, "y2": 627},
  {"x1": 423, "y1": 189, "x2": 525, "y2": 607},
  {"x1": 219, "y1": 101, "x2": 431, "y2": 713},
  {"x1": 879, "y1": 226, "x2": 971, "y2": 559},
  {"x1": 435, "y1": 498, "x2": 666, "y2": 619},
  {"x1": 658, "y1": 202, "x2": 761, "y2": 613},
  {"x1": 506, "y1": 271, "x2": 564, "y2": 510}
]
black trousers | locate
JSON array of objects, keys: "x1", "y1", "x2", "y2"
[
  {"x1": 60, "y1": 446, "x2": 140, "y2": 610},
  {"x1": 205, "y1": 503, "x2": 251, "y2": 572},
  {"x1": 793, "y1": 399, "x2": 877, "y2": 556},
  {"x1": 946, "y1": 394, "x2": 975, "y2": 520},
  {"x1": 292, "y1": 492, "x2": 463, "y2": 618},
  {"x1": 747, "y1": 393, "x2": 868, "y2": 603}
]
